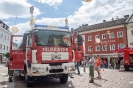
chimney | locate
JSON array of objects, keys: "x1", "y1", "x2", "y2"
[
  {"x1": 116, "y1": 16, "x2": 119, "y2": 20},
  {"x1": 103, "y1": 20, "x2": 106, "y2": 22},
  {"x1": 85, "y1": 24, "x2": 88, "y2": 26},
  {"x1": 112, "y1": 17, "x2": 114, "y2": 21},
  {"x1": 79, "y1": 26, "x2": 82, "y2": 28},
  {"x1": 124, "y1": 15, "x2": 129, "y2": 18}
]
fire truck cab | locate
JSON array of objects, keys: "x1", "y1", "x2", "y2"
[
  {"x1": 9, "y1": 24, "x2": 84, "y2": 87},
  {"x1": 112, "y1": 47, "x2": 133, "y2": 70}
]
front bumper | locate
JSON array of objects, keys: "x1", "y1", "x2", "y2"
[{"x1": 29, "y1": 63, "x2": 75, "y2": 76}]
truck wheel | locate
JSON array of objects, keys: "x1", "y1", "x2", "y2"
[
  {"x1": 60, "y1": 74, "x2": 68, "y2": 83},
  {"x1": 124, "y1": 68, "x2": 129, "y2": 71},
  {"x1": 24, "y1": 71, "x2": 33, "y2": 87}
]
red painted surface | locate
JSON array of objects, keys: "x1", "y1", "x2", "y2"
[
  {"x1": 9, "y1": 35, "x2": 25, "y2": 70},
  {"x1": 111, "y1": 47, "x2": 133, "y2": 66},
  {"x1": 9, "y1": 33, "x2": 84, "y2": 70},
  {"x1": 83, "y1": 26, "x2": 127, "y2": 54}
]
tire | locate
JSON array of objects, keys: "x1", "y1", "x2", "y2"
[
  {"x1": 60, "y1": 74, "x2": 68, "y2": 83},
  {"x1": 124, "y1": 68, "x2": 129, "y2": 71},
  {"x1": 124, "y1": 65, "x2": 129, "y2": 71},
  {"x1": 24, "y1": 70, "x2": 33, "y2": 87}
]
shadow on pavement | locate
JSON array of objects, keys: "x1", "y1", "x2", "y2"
[
  {"x1": 12, "y1": 75, "x2": 75, "y2": 88},
  {"x1": 94, "y1": 78, "x2": 108, "y2": 81},
  {"x1": 93, "y1": 82, "x2": 102, "y2": 87},
  {"x1": 119, "y1": 69, "x2": 133, "y2": 73}
]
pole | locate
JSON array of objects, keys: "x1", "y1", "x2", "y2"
[{"x1": 30, "y1": 6, "x2": 34, "y2": 29}]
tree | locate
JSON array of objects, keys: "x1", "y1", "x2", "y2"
[{"x1": 5, "y1": 52, "x2": 10, "y2": 58}]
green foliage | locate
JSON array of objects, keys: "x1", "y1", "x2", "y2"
[{"x1": 5, "y1": 52, "x2": 10, "y2": 58}]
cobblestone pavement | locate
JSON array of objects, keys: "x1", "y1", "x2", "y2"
[{"x1": 0, "y1": 65, "x2": 133, "y2": 88}]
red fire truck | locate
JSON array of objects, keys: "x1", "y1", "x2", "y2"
[
  {"x1": 111, "y1": 47, "x2": 133, "y2": 70},
  {"x1": 9, "y1": 24, "x2": 84, "y2": 87}
]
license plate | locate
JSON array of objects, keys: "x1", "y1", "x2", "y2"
[{"x1": 51, "y1": 65, "x2": 62, "y2": 69}]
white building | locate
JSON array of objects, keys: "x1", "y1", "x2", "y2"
[
  {"x1": 126, "y1": 13, "x2": 133, "y2": 48},
  {"x1": 0, "y1": 20, "x2": 13, "y2": 64}
]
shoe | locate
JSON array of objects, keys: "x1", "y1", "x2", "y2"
[{"x1": 89, "y1": 80, "x2": 94, "y2": 83}]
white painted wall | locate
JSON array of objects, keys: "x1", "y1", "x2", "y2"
[
  {"x1": 127, "y1": 23, "x2": 133, "y2": 48},
  {"x1": 0, "y1": 26, "x2": 12, "y2": 54}
]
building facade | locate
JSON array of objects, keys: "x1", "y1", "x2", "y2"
[
  {"x1": 72, "y1": 16, "x2": 129, "y2": 66},
  {"x1": 126, "y1": 13, "x2": 133, "y2": 48},
  {"x1": 0, "y1": 20, "x2": 12, "y2": 63}
]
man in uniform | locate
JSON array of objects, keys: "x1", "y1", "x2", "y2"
[{"x1": 88, "y1": 54, "x2": 95, "y2": 83}]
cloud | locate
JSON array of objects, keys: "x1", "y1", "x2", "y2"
[
  {"x1": 9, "y1": 0, "x2": 133, "y2": 36},
  {"x1": 35, "y1": 0, "x2": 63, "y2": 9},
  {"x1": 0, "y1": 0, "x2": 41, "y2": 19},
  {"x1": 36, "y1": 0, "x2": 63, "y2": 6}
]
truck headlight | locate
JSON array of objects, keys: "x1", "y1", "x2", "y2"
[{"x1": 71, "y1": 65, "x2": 75, "y2": 69}]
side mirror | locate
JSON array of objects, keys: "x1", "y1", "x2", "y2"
[{"x1": 77, "y1": 35, "x2": 83, "y2": 46}]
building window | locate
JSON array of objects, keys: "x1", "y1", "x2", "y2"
[
  {"x1": 109, "y1": 32, "x2": 114, "y2": 38},
  {"x1": 102, "y1": 34, "x2": 107, "y2": 39},
  {"x1": 5, "y1": 35, "x2": 6, "y2": 40},
  {"x1": 102, "y1": 45, "x2": 107, "y2": 51},
  {"x1": 117, "y1": 31, "x2": 123, "y2": 38},
  {"x1": 88, "y1": 46, "x2": 93, "y2": 52},
  {"x1": 118, "y1": 43, "x2": 125, "y2": 49},
  {"x1": 88, "y1": 36, "x2": 92, "y2": 41},
  {"x1": 4, "y1": 45, "x2": 5, "y2": 50},
  {"x1": 131, "y1": 30, "x2": 133, "y2": 35},
  {"x1": 7, "y1": 36, "x2": 9, "y2": 40},
  {"x1": 1, "y1": 33, "x2": 3, "y2": 38},
  {"x1": 7, "y1": 46, "x2": 8, "y2": 51},
  {"x1": 95, "y1": 35, "x2": 100, "y2": 39},
  {"x1": 96, "y1": 45, "x2": 100, "y2": 51},
  {"x1": 0, "y1": 44, "x2": 2, "y2": 50},
  {"x1": 110, "y1": 44, "x2": 115, "y2": 50}
]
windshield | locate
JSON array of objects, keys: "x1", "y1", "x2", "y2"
[{"x1": 34, "y1": 30, "x2": 71, "y2": 47}]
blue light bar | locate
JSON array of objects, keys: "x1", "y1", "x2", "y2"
[{"x1": 34, "y1": 24, "x2": 69, "y2": 30}]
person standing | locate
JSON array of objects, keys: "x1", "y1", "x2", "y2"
[
  {"x1": 95, "y1": 55, "x2": 102, "y2": 79},
  {"x1": 76, "y1": 61, "x2": 80, "y2": 75},
  {"x1": 88, "y1": 54, "x2": 95, "y2": 83},
  {"x1": 103, "y1": 59, "x2": 107, "y2": 68}
]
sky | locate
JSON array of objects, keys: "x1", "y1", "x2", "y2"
[{"x1": 0, "y1": 0, "x2": 133, "y2": 36}]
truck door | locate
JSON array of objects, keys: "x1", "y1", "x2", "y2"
[
  {"x1": 9, "y1": 35, "x2": 25, "y2": 70},
  {"x1": 73, "y1": 34, "x2": 84, "y2": 62}
]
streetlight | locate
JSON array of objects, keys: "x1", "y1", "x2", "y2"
[{"x1": 30, "y1": 6, "x2": 36, "y2": 29}]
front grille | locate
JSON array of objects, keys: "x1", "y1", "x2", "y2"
[
  {"x1": 49, "y1": 69, "x2": 63, "y2": 73},
  {"x1": 49, "y1": 63, "x2": 62, "y2": 66}
]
